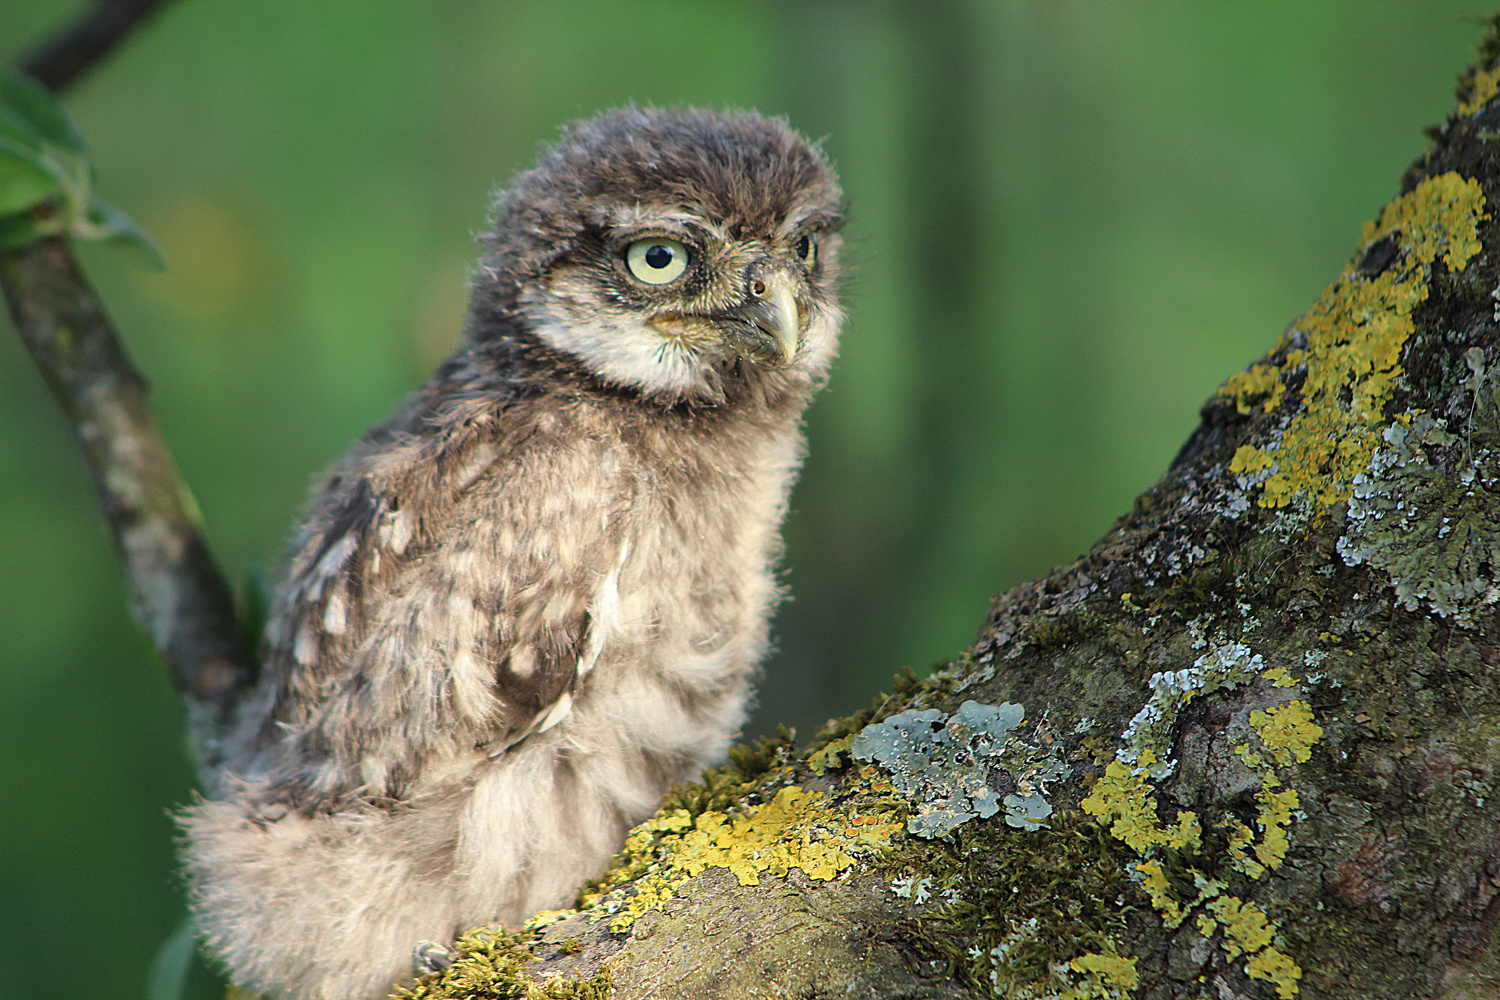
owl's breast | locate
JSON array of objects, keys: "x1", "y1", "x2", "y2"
[{"x1": 574, "y1": 414, "x2": 804, "y2": 731}]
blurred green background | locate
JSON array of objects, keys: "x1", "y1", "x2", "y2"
[{"x1": 0, "y1": 1, "x2": 1485, "y2": 997}]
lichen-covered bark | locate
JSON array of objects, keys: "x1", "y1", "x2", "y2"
[{"x1": 400, "y1": 26, "x2": 1500, "y2": 1000}]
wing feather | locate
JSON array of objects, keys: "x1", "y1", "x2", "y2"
[{"x1": 246, "y1": 360, "x2": 624, "y2": 809}]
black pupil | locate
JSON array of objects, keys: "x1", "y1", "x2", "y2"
[
  {"x1": 645, "y1": 244, "x2": 674, "y2": 270},
  {"x1": 796, "y1": 236, "x2": 812, "y2": 260}
]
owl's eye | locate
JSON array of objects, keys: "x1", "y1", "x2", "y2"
[
  {"x1": 794, "y1": 232, "x2": 819, "y2": 268},
  {"x1": 625, "y1": 238, "x2": 691, "y2": 285}
]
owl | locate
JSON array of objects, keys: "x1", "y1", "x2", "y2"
[{"x1": 178, "y1": 107, "x2": 844, "y2": 1000}]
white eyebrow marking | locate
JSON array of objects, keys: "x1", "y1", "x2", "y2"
[{"x1": 603, "y1": 203, "x2": 730, "y2": 241}]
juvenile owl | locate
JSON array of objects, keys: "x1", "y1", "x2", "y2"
[{"x1": 179, "y1": 107, "x2": 844, "y2": 1000}]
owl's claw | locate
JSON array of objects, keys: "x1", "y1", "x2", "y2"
[{"x1": 412, "y1": 940, "x2": 454, "y2": 976}]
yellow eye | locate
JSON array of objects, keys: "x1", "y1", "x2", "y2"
[{"x1": 625, "y1": 238, "x2": 690, "y2": 285}]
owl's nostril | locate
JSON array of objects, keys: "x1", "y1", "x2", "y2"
[{"x1": 753, "y1": 279, "x2": 767, "y2": 296}]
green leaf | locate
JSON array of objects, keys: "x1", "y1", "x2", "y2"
[
  {"x1": 0, "y1": 68, "x2": 93, "y2": 233},
  {"x1": 0, "y1": 140, "x2": 59, "y2": 214},
  {"x1": 0, "y1": 67, "x2": 86, "y2": 156},
  {"x1": 83, "y1": 198, "x2": 166, "y2": 269},
  {"x1": 0, "y1": 70, "x2": 159, "y2": 263},
  {"x1": 0, "y1": 206, "x2": 62, "y2": 250}
]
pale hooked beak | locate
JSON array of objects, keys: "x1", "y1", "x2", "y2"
[{"x1": 714, "y1": 269, "x2": 803, "y2": 367}]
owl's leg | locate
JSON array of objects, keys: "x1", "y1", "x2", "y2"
[{"x1": 411, "y1": 940, "x2": 455, "y2": 976}]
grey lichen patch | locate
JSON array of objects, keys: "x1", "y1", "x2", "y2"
[
  {"x1": 851, "y1": 700, "x2": 1065, "y2": 836},
  {"x1": 1118, "y1": 641, "x2": 1278, "y2": 776},
  {"x1": 1338, "y1": 350, "x2": 1500, "y2": 625}
]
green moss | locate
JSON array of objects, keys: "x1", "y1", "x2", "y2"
[
  {"x1": 911, "y1": 812, "x2": 1132, "y2": 999},
  {"x1": 657, "y1": 733, "x2": 794, "y2": 817},
  {"x1": 1223, "y1": 172, "x2": 1487, "y2": 514},
  {"x1": 396, "y1": 929, "x2": 612, "y2": 1000}
]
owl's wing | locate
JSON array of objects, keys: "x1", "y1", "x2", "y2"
[
  {"x1": 254, "y1": 381, "x2": 624, "y2": 806},
  {"x1": 484, "y1": 536, "x2": 628, "y2": 758}
]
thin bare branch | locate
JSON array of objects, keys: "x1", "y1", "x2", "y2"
[
  {"x1": 19, "y1": 0, "x2": 174, "y2": 93},
  {"x1": 6, "y1": 0, "x2": 249, "y2": 765},
  {"x1": 0, "y1": 237, "x2": 251, "y2": 765}
]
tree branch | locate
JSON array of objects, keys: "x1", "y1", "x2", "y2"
[
  {"x1": 18, "y1": 0, "x2": 173, "y2": 93},
  {"x1": 4, "y1": 0, "x2": 251, "y2": 767}
]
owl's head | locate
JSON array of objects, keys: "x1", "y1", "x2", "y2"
[{"x1": 471, "y1": 107, "x2": 844, "y2": 404}]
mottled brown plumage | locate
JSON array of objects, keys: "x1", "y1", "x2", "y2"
[{"x1": 179, "y1": 107, "x2": 844, "y2": 1000}]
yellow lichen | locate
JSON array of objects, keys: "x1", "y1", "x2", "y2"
[
  {"x1": 1220, "y1": 702, "x2": 1320, "y2": 885},
  {"x1": 1218, "y1": 172, "x2": 1486, "y2": 512},
  {"x1": 398, "y1": 928, "x2": 614, "y2": 1000},
  {"x1": 1461, "y1": 65, "x2": 1500, "y2": 115},
  {"x1": 1087, "y1": 681, "x2": 1324, "y2": 997},
  {"x1": 1062, "y1": 952, "x2": 1139, "y2": 1000},
  {"x1": 1246, "y1": 944, "x2": 1304, "y2": 1000},
  {"x1": 1062, "y1": 953, "x2": 1140, "y2": 1000},
  {"x1": 1224, "y1": 818, "x2": 1267, "y2": 880},
  {"x1": 807, "y1": 734, "x2": 854, "y2": 776},
  {"x1": 1079, "y1": 752, "x2": 1202, "y2": 853},
  {"x1": 521, "y1": 909, "x2": 576, "y2": 932},
  {"x1": 1133, "y1": 860, "x2": 1184, "y2": 928},
  {"x1": 583, "y1": 786, "x2": 902, "y2": 932},
  {"x1": 1229, "y1": 444, "x2": 1276, "y2": 476},
  {"x1": 1199, "y1": 895, "x2": 1274, "y2": 959},
  {"x1": 1252, "y1": 780, "x2": 1300, "y2": 872},
  {"x1": 1250, "y1": 701, "x2": 1324, "y2": 766},
  {"x1": 1198, "y1": 895, "x2": 1301, "y2": 998},
  {"x1": 1263, "y1": 667, "x2": 1297, "y2": 689},
  {"x1": 1218, "y1": 775, "x2": 1300, "y2": 879},
  {"x1": 1220, "y1": 363, "x2": 1283, "y2": 415}
]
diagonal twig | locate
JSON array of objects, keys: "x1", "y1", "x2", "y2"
[
  {"x1": 4, "y1": 0, "x2": 252, "y2": 770},
  {"x1": 20, "y1": 0, "x2": 173, "y2": 92}
]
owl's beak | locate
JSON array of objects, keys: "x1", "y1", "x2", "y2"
[{"x1": 715, "y1": 270, "x2": 802, "y2": 367}]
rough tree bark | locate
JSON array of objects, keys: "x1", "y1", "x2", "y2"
[{"x1": 10, "y1": 7, "x2": 1500, "y2": 1000}]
